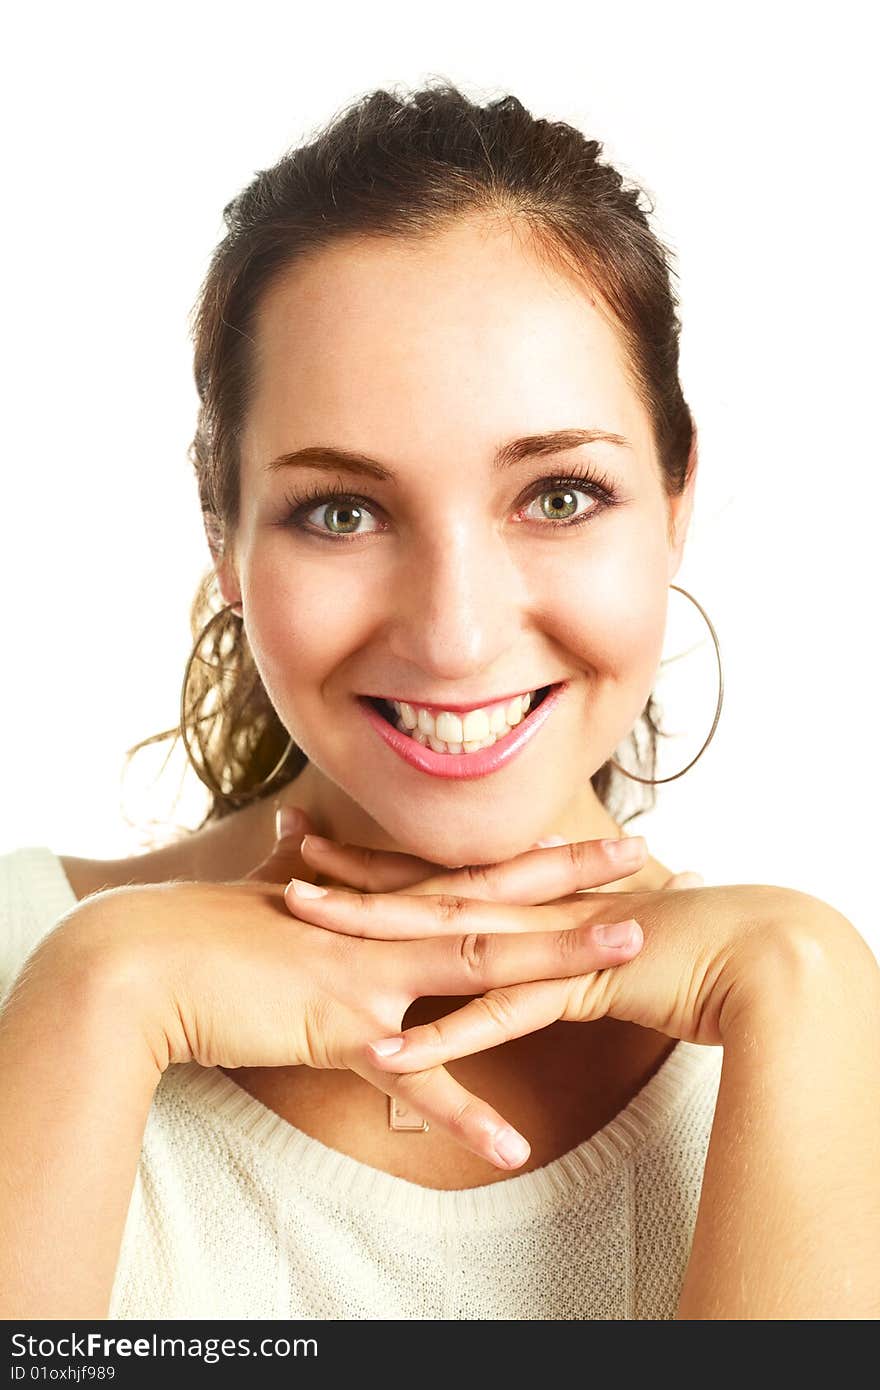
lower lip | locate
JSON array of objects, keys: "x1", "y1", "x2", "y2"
[{"x1": 357, "y1": 683, "x2": 568, "y2": 780}]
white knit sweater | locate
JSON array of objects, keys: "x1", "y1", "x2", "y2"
[{"x1": 0, "y1": 845, "x2": 724, "y2": 1320}]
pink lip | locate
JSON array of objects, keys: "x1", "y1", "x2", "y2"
[{"x1": 358, "y1": 682, "x2": 568, "y2": 780}]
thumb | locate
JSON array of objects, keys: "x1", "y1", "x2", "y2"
[
  {"x1": 247, "y1": 805, "x2": 312, "y2": 885},
  {"x1": 274, "y1": 804, "x2": 307, "y2": 844}
]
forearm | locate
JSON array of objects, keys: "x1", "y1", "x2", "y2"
[
  {"x1": 0, "y1": 915, "x2": 163, "y2": 1319},
  {"x1": 677, "y1": 910, "x2": 880, "y2": 1319}
]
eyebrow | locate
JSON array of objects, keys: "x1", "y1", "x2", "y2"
[{"x1": 263, "y1": 428, "x2": 633, "y2": 482}]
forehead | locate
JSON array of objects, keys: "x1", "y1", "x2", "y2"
[{"x1": 242, "y1": 217, "x2": 654, "y2": 471}]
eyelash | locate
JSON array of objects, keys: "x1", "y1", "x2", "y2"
[{"x1": 276, "y1": 463, "x2": 622, "y2": 543}]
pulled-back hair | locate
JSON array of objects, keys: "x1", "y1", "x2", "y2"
[{"x1": 126, "y1": 80, "x2": 695, "y2": 837}]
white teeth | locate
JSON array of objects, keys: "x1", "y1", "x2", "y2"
[
  {"x1": 461, "y1": 708, "x2": 490, "y2": 742},
  {"x1": 387, "y1": 685, "x2": 547, "y2": 756},
  {"x1": 435, "y1": 712, "x2": 464, "y2": 743},
  {"x1": 489, "y1": 705, "x2": 509, "y2": 735}
]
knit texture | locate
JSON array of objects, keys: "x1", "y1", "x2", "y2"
[{"x1": 0, "y1": 845, "x2": 724, "y2": 1320}]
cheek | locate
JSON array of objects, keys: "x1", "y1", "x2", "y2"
[
  {"x1": 239, "y1": 549, "x2": 375, "y2": 711},
  {"x1": 534, "y1": 521, "x2": 669, "y2": 680}
]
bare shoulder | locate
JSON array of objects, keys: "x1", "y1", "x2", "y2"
[
  {"x1": 58, "y1": 842, "x2": 198, "y2": 905},
  {"x1": 56, "y1": 800, "x2": 272, "y2": 906}
]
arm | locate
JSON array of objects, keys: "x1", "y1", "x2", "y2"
[
  {"x1": 0, "y1": 906, "x2": 164, "y2": 1319},
  {"x1": 676, "y1": 904, "x2": 880, "y2": 1319}
]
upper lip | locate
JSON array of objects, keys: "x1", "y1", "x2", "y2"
[{"x1": 363, "y1": 682, "x2": 561, "y2": 714}]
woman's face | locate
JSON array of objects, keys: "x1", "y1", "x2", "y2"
[{"x1": 220, "y1": 216, "x2": 696, "y2": 865}]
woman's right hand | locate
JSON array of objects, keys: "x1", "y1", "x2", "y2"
[{"x1": 58, "y1": 834, "x2": 645, "y2": 1167}]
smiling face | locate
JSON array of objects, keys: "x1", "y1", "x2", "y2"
[{"x1": 216, "y1": 215, "x2": 696, "y2": 865}]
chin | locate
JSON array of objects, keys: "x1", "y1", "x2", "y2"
[{"x1": 402, "y1": 830, "x2": 528, "y2": 870}]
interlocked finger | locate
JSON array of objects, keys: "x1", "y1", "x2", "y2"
[
  {"x1": 398, "y1": 917, "x2": 642, "y2": 996},
  {"x1": 366, "y1": 977, "x2": 570, "y2": 1072},
  {"x1": 297, "y1": 833, "x2": 648, "y2": 904},
  {"x1": 347, "y1": 1051, "x2": 533, "y2": 1170},
  {"x1": 285, "y1": 879, "x2": 638, "y2": 941}
]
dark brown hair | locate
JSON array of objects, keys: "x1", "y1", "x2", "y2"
[{"x1": 126, "y1": 80, "x2": 695, "y2": 838}]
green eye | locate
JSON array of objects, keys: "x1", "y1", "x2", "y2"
[
  {"x1": 278, "y1": 465, "x2": 620, "y2": 544},
  {"x1": 536, "y1": 487, "x2": 581, "y2": 522},
  {"x1": 321, "y1": 502, "x2": 370, "y2": 535}
]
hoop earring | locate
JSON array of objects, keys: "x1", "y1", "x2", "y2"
[
  {"x1": 179, "y1": 602, "x2": 296, "y2": 800},
  {"x1": 607, "y1": 583, "x2": 724, "y2": 785}
]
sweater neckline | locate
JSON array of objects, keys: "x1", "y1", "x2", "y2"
[
  {"x1": 42, "y1": 843, "x2": 723, "y2": 1229},
  {"x1": 164, "y1": 1038, "x2": 721, "y2": 1229}
]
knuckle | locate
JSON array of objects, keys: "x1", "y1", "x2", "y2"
[
  {"x1": 357, "y1": 846, "x2": 383, "y2": 888},
  {"x1": 457, "y1": 931, "x2": 489, "y2": 974},
  {"x1": 560, "y1": 969, "x2": 610, "y2": 1021},
  {"x1": 477, "y1": 989, "x2": 519, "y2": 1030},
  {"x1": 556, "y1": 924, "x2": 588, "y2": 960},
  {"x1": 436, "y1": 892, "x2": 469, "y2": 924},
  {"x1": 393, "y1": 1068, "x2": 435, "y2": 1104},
  {"x1": 413, "y1": 1018, "x2": 446, "y2": 1050},
  {"x1": 462, "y1": 861, "x2": 495, "y2": 891},
  {"x1": 565, "y1": 839, "x2": 587, "y2": 872},
  {"x1": 447, "y1": 1094, "x2": 481, "y2": 1137}
]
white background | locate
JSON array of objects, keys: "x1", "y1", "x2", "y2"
[{"x1": 2, "y1": 1, "x2": 876, "y2": 954}]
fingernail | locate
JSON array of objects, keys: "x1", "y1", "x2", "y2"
[
  {"x1": 602, "y1": 835, "x2": 646, "y2": 862},
  {"x1": 287, "y1": 877, "x2": 328, "y2": 898},
  {"x1": 300, "y1": 834, "x2": 333, "y2": 854},
  {"x1": 594, "y1": 918, "x2": 641, "y2": 948},
  {"x1": 370, "y1": 1036, "x2": 405, "y2": 1057},
  {"x1": 275, "y1": 805, "x2": 303, "y2": 839},
  {"x1": 492, "y1": 1128, "x2": 530, "y2": 1167},
  {"x1": 536, "y1": 835, "x2": 567, "y2": 848}
]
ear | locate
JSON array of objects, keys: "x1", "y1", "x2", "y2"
[
  {"x1": 667, "y1": 418, "x2": 699, "y2": 584},
  {"x1": 203, "y1": 511, "x2": 243, "y2": 618}
]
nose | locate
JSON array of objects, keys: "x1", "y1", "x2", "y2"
[{"x1": 385, "y1": 519, "x2": 524, "y2": 681}]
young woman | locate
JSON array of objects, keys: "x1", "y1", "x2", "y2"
[{"x1": 1, "y1": 83, "x2": 876, "y2": 1322}]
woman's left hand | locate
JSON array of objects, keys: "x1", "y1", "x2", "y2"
[{"x1": 283, "y1": 834, "x2": 851, "y2": 1058}]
